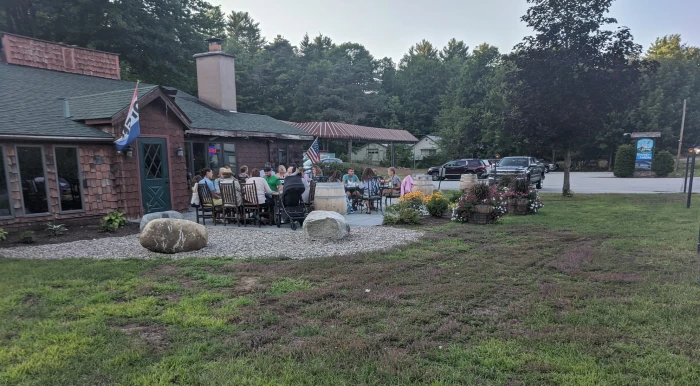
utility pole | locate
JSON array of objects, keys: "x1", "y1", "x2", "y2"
[{"x1": 677, "y1": 99, "x2": 688, "y2": 171}]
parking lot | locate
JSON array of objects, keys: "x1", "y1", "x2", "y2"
[{"x1": 432, "y1": 172, "x2": 685, "y2": 194}]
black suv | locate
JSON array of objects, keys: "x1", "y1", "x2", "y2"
[{"x1": 427, "y1": 159, "x2": 488, "y2": 181}]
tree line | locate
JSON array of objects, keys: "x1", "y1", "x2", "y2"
[{"x1": 2, "y1": 0, "x2": 699, "y2": 193}]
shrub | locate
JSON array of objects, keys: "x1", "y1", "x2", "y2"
[
  {"x1": 399, "y1": 191, "x2": 426, "y2": 210},
  {"x1": 323, "y1": 162, "x2": 366, "y2": 177},
  {"x1": 425, "y1": 192, "x2": 449, "y2": 217},
  {"x1": 45, "y1": 223, "x2": 67, "y2": 237},
  {"x1": 514, "y1": 179, "x2": 530, "y2": 194},
  {"x1": 100, "y1": 211, "x2": 127, "y2": 232},
  {"x1": 614, "y1": 144, "x2": 636, "y2": 177},
  {"x1": 383, "y1": 201, "x2": 422, "y2": 225},
  {"x1": 498, "y1": 175, "x2": 516, "y2": 190},
  {"x1": 443, "y1": 190, "x2": 463, "y2": 204},
  {"x1": 652, "y1": 150, "x2": 675, "y2": 177},
  {"x1": 19, "y1": 231, "x2": 35, "y2": 244},
  {"x1": 0, "y1": 228, "x2": 7, "y2": 241}
]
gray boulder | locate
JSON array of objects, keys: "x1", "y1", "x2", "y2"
[
  {"x1": 303, "y1": 210, "x2": 350, "y2": 241},
  {"x1": 140, "y1": 210, "x2": 184, "y2": 231},
  {"x1": 140, "y1": 219, "x2": 208, "y2": 254}
]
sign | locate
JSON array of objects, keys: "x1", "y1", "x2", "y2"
[{"x1": 635, "y1": 138, "x2": 654, "y2": 171}]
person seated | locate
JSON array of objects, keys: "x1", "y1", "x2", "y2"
[
  {"x1": 276, "y1": 165, "x2": 287, "y2": 179},
  {"x1": 382, "y1": 167, "x2": 402, "y2": 196},
  {"x1": 311, "y1": 165, "x2": 323, "y2": 180},
  {"x1": 238, "y1": 165, "x2": 250, "y2": 180},
  {"x1": 246, "y1": 168, "x2": 275, "y2": 220},
  {"x1": 199, "y1": 168, "x2": 222, "y2": 205},
  {"x1": 218, "y1": 167, "x2": 243, "y2": 206},
  {"x1": 190, "y1": 175, "x2": 202, "y2": 207},
  {"x1": 359, "y1": 167, "x2": 380, "y2": 212},
  {"x1": 327, "y1": 170, "x2": 342, "y2": 183},
  {"x1": 342, "y1": 168, "x2": 361, "y2": 201},
  {"x1": 264, "y1": 167, "x2": 281, "y2": 192},
  {"x1": 260, "y1": 163, "x2": 272, "y2": 177}
]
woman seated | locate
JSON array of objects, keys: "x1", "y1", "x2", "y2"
[
  {"x1": 245, "y1": 168, "x2": 274, "y2": 212},
  {"x1": 276, "y1": 165, "x2": 287, "y2": 179},
  {"x1": 238, "y1": 165, "x2": 250, "y2": 179},
  {"x1": 311, "y1": 165, "x2": 323, "y2": 180},
  {"x1": 359, "y1": 167, "x2": 380, "y2": 212},
  {"x1": 327, "y1": 170, "x2": 342, "y2": 183},
  {"x1": 382, "y1": 167, "x2": 402, "y2": 197}
]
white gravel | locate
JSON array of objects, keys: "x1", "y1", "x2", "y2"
[{"x1": 0, "y1": 227, "x2": 423, "y2": 260}]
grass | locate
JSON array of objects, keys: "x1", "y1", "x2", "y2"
[{"x1": 2, "y1": 194, "x2": 700, "y2": 385}]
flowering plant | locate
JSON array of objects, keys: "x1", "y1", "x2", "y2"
[
  {"x1": 451, "y1": 184, "x2": 506, "y2": 223},
  {"x1": 400, "y1": 191, "x2": 426, "y2": 210},
  {"x1": 424, "y1": 192, "x2": 449, "y2": 217}
]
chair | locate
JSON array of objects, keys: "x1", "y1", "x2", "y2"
[
  {"x1": 196, "y1": 183, "x2": 223, "y2": 225},
  {"x1": 241, "y1": 182, "x2": 263, "y2": 227},
  {"x1": 305, "y1": 180, "x2": 317, "y2": 212},
  {"x1": 358, "y1": 177, "x2": 383, "y2": 214},
  {"x1": 220, "y1": 182, "x2": 242, "y2": 226}
]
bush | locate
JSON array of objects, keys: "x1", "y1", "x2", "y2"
[
  {"x1": 383, "y1": 204, "x2": 421, "y2": 225},
  {"x1": 323, "y1": 162, "x2": 366, "y2": 177},
  {"x1": 652, "y1": 150, "x2": 675, "y2": 177},
  {"x1": 19, "y1": 231, "x2": 35, "y2": 244},
  {"x1": 498, "y1": 175, "x2": 516, "y2": 190},
  {"x1": 468, "y1": 183, "x2": 490, "y2": 201},
  {"x1": 45, "y1": 223, "x2": 67, "y2": 237},
  {"x1": 614, "y1": 144, "x2": 636, "y2": 177},
  {"x1": 0, "y1": 228, "x2": 7, "y2": 241},
  {"x1": 443, "y1": 190, "x2": 463, "y2": 203},
  {"x1": 514, "y1": 179, "x2": 530, "y2": 194},
  {"x1": 100, "y1": 211, "x2": 127, "y2": 232},
  {"x1": 425, "y1": 192, "x2": 449, "y2": 217},
  {"x1": 399, "y1": 191, "x2": 426, "y2": 210}
]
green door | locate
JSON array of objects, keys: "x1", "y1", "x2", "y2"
[{"x1": 139, "y1": 138, "x2": 171, "y2": 214}]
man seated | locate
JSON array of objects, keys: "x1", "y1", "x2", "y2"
[
  {"x1": 342, "y1": 168, "x2": 361, "y2": 201},
  {"x1": 199, "y1": 168, "x2": 222, "y2": 205},
  {"x1": 263, "y1": 167, "x2": 281, "y2": 192},
  {"x1": 218, "y1": 167, "x2": 243, "y2": 206}
]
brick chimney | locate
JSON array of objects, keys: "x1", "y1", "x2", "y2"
[
  {"x1": 0, "y1": 32, "x2": 120, "y2": 79},
  {"x1": 193, "y1": 38, "x2": 237, "y2": 112}
]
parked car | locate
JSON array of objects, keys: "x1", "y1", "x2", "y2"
[
  {"x1": 427, "y1": 159, "x2": 489, "y2": 181},
  {"x1": 481, "y1": 159, "x2": 493, "y2": 177},
  {"x1": 536, "y1": 159, "x2": 553, "y2": 173},
  {"x1": 303, "y1": 157, "x2": 343, "y2": 172},
  {"x1": 489, "y1": 156, "x2": 545, "y2": 189}
]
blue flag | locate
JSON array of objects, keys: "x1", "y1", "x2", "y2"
[{"x1": 115, "y1": 82, "x2": 140, "y2": 151}]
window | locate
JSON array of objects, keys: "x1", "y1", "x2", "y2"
[
  {"x1": 54, "y1": 147, "x2": 83, "y2": 212},
  {"x1": 368, "y1": 149, "x2": 379, "y2": 155},
  {"x1": 0, "y1": 147, "x2": 10, "y2": 217},
  {"x1": 421, "y1": 149, "x2": 437, "y2": 156},
  {"x1": 278, "y1": 146, "x2": 288, "y2": 167},
  {"x1": 467, "y1": 160, "x2": 481, "y2": 167},
  {"x1": 223, "y1": 144, "x2": 236, "y2": 171},
  {"x1": 208, "y1": 144, "x2": 221, "y2": 170},
  {"x1": 17, "y1": 146, "x2": 48, "y2": 214},
  {"x1": 456, "y1": 160, "x2": 467, "y2": 166}
]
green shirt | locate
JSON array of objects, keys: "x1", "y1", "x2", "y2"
[
  {"x1": 264, "y1": 174, "x2": 281, "y2": 191},
  {"x1": 342, "y1": 174, "x2": 360, "y2": 184}
]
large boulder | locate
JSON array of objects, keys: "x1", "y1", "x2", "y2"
[
  {"x1": 140, "y1": 210, "x2": 184, "y2": 231},
  {"x1": 303, "y1": 210, "x2": 350, "y2": 241},
  {"x1": 140, "y1": 219, "x2": 208, "y2": 254}
]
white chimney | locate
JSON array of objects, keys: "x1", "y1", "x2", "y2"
[{"x1": 193, "y1": 38, "x2": 237, "y2": 112}]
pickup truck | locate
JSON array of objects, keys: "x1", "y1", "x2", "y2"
[{"x1": 488, "y1": 156, "x2": 545, "y2": 189}]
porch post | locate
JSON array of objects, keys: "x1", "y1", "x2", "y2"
[{"x1": 348, "y1": 140, "x2": 352, "y2": 161}]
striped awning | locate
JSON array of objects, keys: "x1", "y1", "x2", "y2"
[{"x1": 286, "y1": 121, "x2": 418, "y2": 143}]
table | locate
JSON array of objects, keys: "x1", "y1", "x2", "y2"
[{"x1": 379, "y1": 185, "x2": 400, "y2": 206}]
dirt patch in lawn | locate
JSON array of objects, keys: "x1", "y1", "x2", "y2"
[
  {"x1": 4, "y1": 222, "x2": 140, "y2": 247},
  {"x1": 117, "y1": 324, "x2": 169, "y2": 351},
  {"x1": 546, "y1": 241, "x2": 595, "y2": 274}
]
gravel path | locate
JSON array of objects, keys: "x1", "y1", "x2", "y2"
[{"x1": 0, "y1": 227, "x2": 423, "y2": 260}]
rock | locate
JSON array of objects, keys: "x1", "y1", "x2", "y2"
[
  {"x1": 303, "y1": 210, "x2": 350, "y2": 241},
  {"x1": 140, "y1": 211, "x2": 184, "y2": 231},
  {"x1": 139, "y1": 219, "x2": 208, "y2": 254}
]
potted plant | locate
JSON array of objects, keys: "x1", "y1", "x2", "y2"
[{"x1": 451, "y1": 184, "x2": 506, "y2": 225}]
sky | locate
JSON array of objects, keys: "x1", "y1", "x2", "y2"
[{"x1": 217, "y1": 0, "x2": 699, "y2": 62}]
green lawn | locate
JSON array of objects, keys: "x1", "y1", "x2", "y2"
[{"x1": 2, "y1": 194, "x2": 700, "y2": 385}]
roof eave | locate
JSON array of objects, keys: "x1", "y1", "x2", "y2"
[
  {"x1": 186, "y1": 128, "x2": 314, "y2": 141},
  {"x1": 0, "y1": 134, "x2": 114, "y2": 142}
]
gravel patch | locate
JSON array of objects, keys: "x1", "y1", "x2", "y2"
[{"x1": 0, "y1": 227, "x2": 423, "y2": 260}]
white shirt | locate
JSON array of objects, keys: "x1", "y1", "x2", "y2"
[{"x1": 246, "y1": 176, "x2": 272, "y2": 204}]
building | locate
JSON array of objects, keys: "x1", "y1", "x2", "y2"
[
  {"x1": 350, "y1": 143, "x2": 387, "y2": 164},
  {"x1": 412, "y1": 135, "x2": 441, "y2": 160},
  {"x1": 0, "y1": 33, "x2": 312, "y2": 229}
]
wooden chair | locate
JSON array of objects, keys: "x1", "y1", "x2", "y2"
[
  {"x1": 359, "y1": 177, "x2": 383, "y2": 214},
  {"x1": 241, "y1": 181, "x2": 262, "y2": 227},
  {"x1": 196, "y1": 183, "x2": 223, "y2": 225},
  {"x1": 220, "y1": 182, "x2": 241, "y2": 226},
  {"x1": 305, "y1": 180, "x2": 317, "y2": 212}
]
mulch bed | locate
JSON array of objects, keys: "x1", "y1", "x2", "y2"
[{"x1": 3, "y1": 222, "x2": 141, "y2": 247}]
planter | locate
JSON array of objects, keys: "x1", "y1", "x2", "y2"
[
  {"x1": 512, "y1": 198, "x2": 530, "y2": 215},
  {"x1": 469, "y1": 204, "x2": 494, "y2": 225},
  {"x1": 474, "y1": 204, "x2": 493, "y2": 214}
]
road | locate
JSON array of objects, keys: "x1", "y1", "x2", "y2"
[{"x1": 431, "y1": 172, "x2": 686, "y2": 194}]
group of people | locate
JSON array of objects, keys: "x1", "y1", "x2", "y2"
[{"x1": 190, "y1": 161, "x2": 407, "y2": 218}]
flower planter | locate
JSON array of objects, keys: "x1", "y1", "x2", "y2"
[
  {"x1": 512, "y1": 198, "x2": 530, "y2": 215},
  {"x1": 469, "y1": 204, "x2": 494, "y2": 224}
]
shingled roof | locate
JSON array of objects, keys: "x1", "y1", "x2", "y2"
[
  {"x1": 287, "y1": 121, "x2": 418, "y2": 143},
  {"x1": 0, "y1": 64, "x2": 312, "y2": 140}
]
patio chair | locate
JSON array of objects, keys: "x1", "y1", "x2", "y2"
[
  {"x1": 196, "y1": 183, "x2": 223, "y2": 225},
  {"x1": 241, "y1": 181, "x2": 263, "y2": 227},
  {"x1": 358, "y1": 177, "x2": 383, "y2": 215},
  {"x1": 220, "y1": 182, "x2": 242, "y2": 226},
  {"x1": 305, "y1": 180, "x2": 317, "y2": 212}
]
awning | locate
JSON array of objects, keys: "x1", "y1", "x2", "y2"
[{"x1": 286, "y1": 121, "x2": 418, "y2": 143}]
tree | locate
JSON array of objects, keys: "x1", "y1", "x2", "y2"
[
  {"x1": 505, "y1": 0, "x2": 648, "y2": 195},
  {"x1": 225, "y1": 10, "x2": 266, "y2": 54}
]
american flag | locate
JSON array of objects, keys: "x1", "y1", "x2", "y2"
[{"x1": 306, "y1": 138, "x2": 320, "y2": 164}]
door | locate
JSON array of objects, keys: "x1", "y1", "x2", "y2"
[{"x1": 139, "y1": 138, "x2": 171, "y2": 214}]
